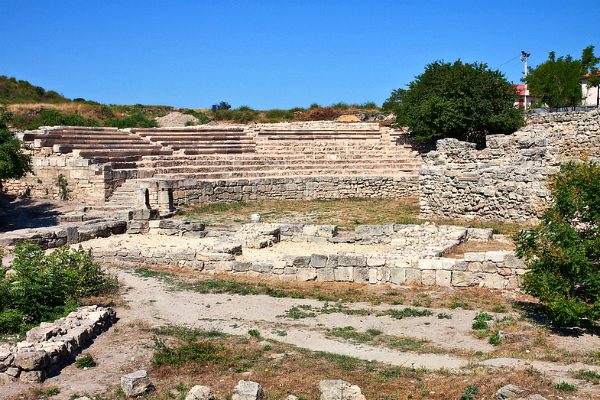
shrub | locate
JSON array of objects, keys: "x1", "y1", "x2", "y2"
[
  {"x1": 295, "y1": 107, "x2": 343, "y2": 121},
  {"x1": 515, "y1": 161, "x2": 600, "y2": 327},
  {"x1": 264, "y1": 109, "x2": 294, "y2": 121},
  {"x1": 24, "y1": 108, "x2": 100, "y2": 130},
  {"x1": 182, "y1": 109, "x2": 209, "y2": 124},
  {"x1": 386, "y1": 60, "x2": 523, "y2": 146},
  {"x1": 105, "y1": 110, "x2": 157, "y2": 128},
  {"x1": 0, "y1": 243, "x2": 111, "y2": 333},
  {"x1": 75, "y1": 353, "x2": 97, "y2": 368},
  {"x1": 0, "y1": 107, "x2": 31, "y2": 185}
]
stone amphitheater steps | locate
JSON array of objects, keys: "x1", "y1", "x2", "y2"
[{"x1": 103, "y1": 179, "x2": 146, "y2": 210}]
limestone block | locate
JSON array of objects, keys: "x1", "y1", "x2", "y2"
[
  {"x1": 20, "y1": 370, "x2": 44, "y2": 383},
  {"x1": 338, "y1": 253, "x2": 366, "y2": 267},
  {"x1": 186, "y1": 385, "x2": 216, "y2": 400},
  {"x1": 232, "y1": 380, "x2": 265, "y2": 400},
  {"x1": 353, "y1": 267, "x2": 369, "y2": 283},
  {"x1": 292, "y1": 256, "x2": 311, "y2": 267},
  {"x1": 464, "y1": 252, "x2": 485, "y2": 262},
  {"x1": 390, "y1": 268, "x2": 406, "y2": 284},
  {"x1": 310, "y1": 254, "x2": 328, "y2": 268},
  {"x1": 421, "y1": 270, "x2": 436, "y2": 285},
  {"x1": 251, "y1": 262, "x2": 273, "y2": 274},
  {"x1": 319, "y1": 379, "x2": 365, "y2": 400},
  {"x1": 367, "y1": 257, "x2": 386, "y2": 267},
  {"x1": 480, "y1": 273, "x2": 506, "y2": 289},
  {"x1": 495, "y1": 384, "x2": 528, "y2": 399},
  {"x1": 451, "y1": 271, "x2": 485, "y2": 287},
  {"x1": 334, "y1": 267, "x2": 353, "y2": 282},
  {"x1": 368, "y1": 268, "x2": 378, "y2": 284},
  {"x1": 482, "y1": 261, "x2": 498, "y2": 273},
  {"x1": 402, "y1": 268, "x2": 420, "y2": 284},
  {"x1": 504, "y1": 254, "x2": 524, "y2": 269},
  {"x1": 317, "y1": 267, "x2": 335, "y2": 282},
  {"x1": 435, "y1": 270, "x2": 452, "y2": 286},
  {"x1": 297, "y1": 268, "x2": 317, "y2": 281},
  {"x1": 121, "y1": 370, "x2": 152, "y2": 397},
  {"x1": 486, "y1": 251, "x2": 509, "y2": 263},
  {"x1": 13, "y1": 350, "x2": 48, "y2": 371}
]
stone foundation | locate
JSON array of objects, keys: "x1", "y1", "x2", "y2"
[{"x1": 0, "y1": 306, "x2": 116, "y2": 383}]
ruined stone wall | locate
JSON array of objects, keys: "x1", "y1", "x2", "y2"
[
  {"x1": 171, "y1": 176, "x2": 419, "y2": 205},
  {"x1": 420, "y1": 110, "x2": 600, "y2": 221},
  {"x1": 2, "y1": 148, "x2": 135, "y2": 205}
]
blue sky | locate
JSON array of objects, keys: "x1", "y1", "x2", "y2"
[{"x1": 1, "y1": 1, "x2": 598, "y2": 109}]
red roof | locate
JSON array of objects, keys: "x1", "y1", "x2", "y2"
[
  {"x1": 513, "y1": 84, "x2": 526, "y2": 96},
  {"x1": 583, "y1": 69, "x2": 600, "y2": 78}
]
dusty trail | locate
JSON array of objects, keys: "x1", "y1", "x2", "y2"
[{"x1": 4, "y1": 268, "x2": 600, "y2": 400}]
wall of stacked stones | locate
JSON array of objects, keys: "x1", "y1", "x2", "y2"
[
  {"x1": 0, "y1": 306, "x2": 116, "y2": 383},
  {"x1": 2, "y1": 147, "x2": 133, "y2": 204},
  {"x1": 85, "y1": 223, "x2": 525, "y2": 290},
  {"x1": 419, "y1": 110, "x2": 600, "y2": 221},
  {"x1": 171, "y1": 176, "x2": 419, "y2": 205}
]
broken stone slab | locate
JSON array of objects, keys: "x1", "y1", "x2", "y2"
[
  {"x1": 319, "y1": 379, "x2": 366, "y2": 400},
  {"x1": 185, "y1": 385, "x2": 216, "y2": 400},
  {"x1": 495, "y1": 384, "x2": 528, "y2": 399},
  {"x1": 121, "y1": 370, "x2": 152, "y2": 397},
  {"x1": 232, "y1": 380, "x2": 265, "y2": 400},
  {"x1": 13, "y1": 349, "x2": 49, "y2": 371}
]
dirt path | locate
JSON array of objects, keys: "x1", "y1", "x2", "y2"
[{"x1": 3, "y1": 268, "x2": 600, "y2": 400}]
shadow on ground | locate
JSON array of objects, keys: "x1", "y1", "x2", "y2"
[{"x1": 0, "y1": 194, "x2": 63, "y2": 232}]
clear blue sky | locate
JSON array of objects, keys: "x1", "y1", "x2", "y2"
[{"x1": 1, "y1": 1, "x2": 598, "y2": 109}]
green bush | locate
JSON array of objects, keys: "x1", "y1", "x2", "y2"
[
  {"x1": 516, "y1": 161, "x2": 600, "y2": 327},
  {"x1": 386, "y1": 60, "x2": 523, "y2": 146},
  {"x1": 264, "y1": 109, "x2": 294, "y2": 121},
  {"x1": 0, "y1": 243, "x2": 111, "y2": 334},
  {"x1": 24, "y1": 108, "x2": 100, "y2": 130},
  {"x1": 0, "y1": 107, "x2": 31, "y2": 185},
  {"x1": 105, "y1": 110, "x2": 157, "y2": 128},
  {"x1": 182, "y1": 109, "x2": 209, "y2": 124}
]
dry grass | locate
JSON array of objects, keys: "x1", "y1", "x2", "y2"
[
  {"x1": 128, "y1": 266, "x2": 526, "y2": 313},
  {"x1": 6, "y1": 102, "x2": 114, "y2": 120},
  {"x1": 443, "y1": 239, "x2": 515, "y2": 258},
  {"x1": 93, "y1": 326, "x2": 567, "y2": 400},
  {"x1": 179, "y1": 198, "x2": 530, "y2": 235}
]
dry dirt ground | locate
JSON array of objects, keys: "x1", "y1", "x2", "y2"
[{"x1": 3, "y1": 267, "x2": 600, "y2": 400}]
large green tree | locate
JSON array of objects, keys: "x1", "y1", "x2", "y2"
[
  {"x1": 515, "y1": 161, "x2": 600, "y2": 327},
  {"x1": 385, "y1": 60, "x2": 523, "y2": 146},
  {"x1": 525, "y1": 45, "x2": 599, "y2": 109},
  {"x1": 0, "y1": 107, "x2": 31, "y2": 186}
]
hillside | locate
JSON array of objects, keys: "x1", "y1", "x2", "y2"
[
  {"x1": 1, "y1": 76, "x2": 385, "y2": 130},
  {"x1": 0, "y1": 75, "x2": 69, "y2": 103}
]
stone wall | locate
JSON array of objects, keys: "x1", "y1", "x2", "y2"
[
  {"x1": 0, "y1": 306, "x2": 116, "y2": 383},
  {"x1": 2, "y1": 149, "x2": 134, "y2": 205},
  {"x1": 420, "y1": 110, "x2": 600, "y2": 221},
  {"x1": 82, "y1": 223, "x2": 524, "y2": 290},
  {"x1": 171, "y1": 176, "x2": 419, "y2": 205}
]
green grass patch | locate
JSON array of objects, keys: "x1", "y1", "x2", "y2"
[
  {"x1": 554, "y1": 382, "x2": 577, "y2": 392},
  {"x1": 328, "y1": 326, "x2": 382, "y2": 343},
  {"x1": 75, "y1": 354, "x2": 97, "y2": 368},
  {"x1": 282, "y1": 305, "x2": 316, "y2": 319},
  {"x1": 574, "y1": 369, "x2": 600, "y2": 383},
  {"x1": 382, "y1": 308, "x2": 433, "y2": 319}
]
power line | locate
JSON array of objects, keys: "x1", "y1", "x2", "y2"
[{"x1": 495, "y1": 54, "x2": 521, "y2": 69}]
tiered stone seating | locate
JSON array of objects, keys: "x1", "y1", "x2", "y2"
[
  {"x1": 22, "y1": 126, "x2": 173, "y2": 163},
  {"x1": 130, "y1": 126, "x2": 256, "y2": 155}
]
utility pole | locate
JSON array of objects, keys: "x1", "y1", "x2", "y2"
[{"x1": 521, "y1": 51, "x2": 531, "y2": 110}]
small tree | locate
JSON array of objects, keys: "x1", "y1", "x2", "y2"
[
  {"x1": 525, "y1": 45, "x2": 599, "y2": 109},
  {"x1": 0, "y1": 107, "x2": 31, "y2": 187},
  {"x1": 515, "y1": 161, "x2": 600, "y2": 327},
  {"x1": 386, "y1": 60, "x2": 523, "y2": 146}
]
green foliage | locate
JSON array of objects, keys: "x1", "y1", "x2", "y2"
[
  {"x1": 152, "y1": 338, "x2": 224, "y2": 366},
  {"x1": 0, "y1": 75, "x2": 68, "y2": 103},
  {"x1": 263, "y1": 109, "x2": 294, "y2": 121},
  {"x1": 387, "y1": 60, "x2": 523, "y2": 145},
  {"x1": 516, "y1": 161, "x2": 600, "y2": 327},
  {"x1": 75, "y1": 354, "x2": 97, "y2": 368},
  {"x1": 213, "y1": 106, "x2": 260, "y2": 123},
  {"x1": 554, "y1": 382, "x2": 577, "y2": 392},
  {"x1": 488, "y1": 330, "x2": 501, "y2": 346},
  {"x1": 105, "y1": 110, "x2": 157, "y2": 128},
  {"x1": 472, "y1": 312, "x2": 493, "y2": 330},
  {"x1": 23, "y1": 108, "x2": 100, "y2": 130},
  {"x1": 385, "y1": 307, "x2": 433, "y2": 319},
  {"x1": 182, "y1": 109, "x2": 209, "y2": 124},
  {"x1": 526, "y1": 45, "x2": 599, "y2": 108},
  {"x1": 55, "y1": 174, "x2": 69, "y2": 200},
  {"x1": 248, "y1": 329, "x2": 261, "y2": 338},
  {"x1": 0, "y1": 107, "x2": 31, "y2": 184},
  {"x1": 0, "y1": 243, "x2": 110, "y2": 333},
  {"x1": 459, "y1": 385, "x2": 479, "y2": 400}
]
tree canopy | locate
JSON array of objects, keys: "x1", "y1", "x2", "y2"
[
  {"x1": 525, "y1": 45, "x2": 599, "y2": 109},
  {"x1": 0, "y1": 107, "x2": 31, "y2": 185},
  {"x1": 515, "y1": 161, "x2": 600, "y2": 327},
  {"x1": 385, "y1": 60, "x2": 523, "y2": 146}
]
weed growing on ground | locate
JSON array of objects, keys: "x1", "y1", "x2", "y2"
[
  {"x1": 554, "y1": 382, "x2": 577, "y2": 392},
  {"x1": 248, "y1": 329, "x2": 261, "y2": 338},
  {"x1": 459, "y1": 385, "x2": 479, "y2": 400},
  {"x1": 75, "y1": 354, "x2": 97, "y2": 368},
  {"x1": 282, "y1": 305, "x2": 317, "y2": 319},
  {"x1": 437, "y1": 312, "x2": 452, "y2": 319},
  {"x1": 574, "y1": 370, "x2": 600, "y2": 383},
  {"x1": 382, "y1": 308, "x2": 433, "y2": 319}
]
